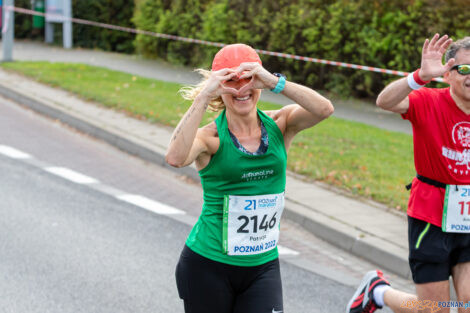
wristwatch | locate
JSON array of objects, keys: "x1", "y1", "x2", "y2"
[{"x1": 271, "y1": 73, "x2": 286, "y2": 94}]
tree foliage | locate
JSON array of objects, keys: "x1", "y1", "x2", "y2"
[
  {"x1": 13, "y1": 0, "x2": 469, "y2": 96},
  {"x1": 133, "y1": 0, "x2": 469, "y2": 97},
  {"x1": 72, "y1": 0, "x2": 135, "y2": 53}
]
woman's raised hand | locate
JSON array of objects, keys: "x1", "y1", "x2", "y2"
[
  {"x1": 236, "y1": 62, "x2": 279, "y2": 95},
  {"x1": 202, "y1": 63, "x2": 281, "y2": 99},
  {"x1": 200, "y1": 68, "x2": 240, "y2": 99}
]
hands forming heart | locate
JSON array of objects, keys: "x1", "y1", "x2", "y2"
[
  {"x1": 202, "y1": 62, "x2": 277, "y2": 99},
  {"x1": 220, "y1": 76, "x2": 256, "y2": 97}
]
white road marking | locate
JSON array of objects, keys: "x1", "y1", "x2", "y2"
[
  {"x1": 45, "y1": 167, "x2": 99, "y2": 184},
  {"x1": 2, "y1": 145, "x2": 299, "y2": 255},
  {"x1": 278, "y1": 245, "x2": 300, "y2": 256},
  {"x1": 116, "y1": 194, "x2": 185, "y2": 215},
  {"x1": 0, "y1": 145, "x2": 32, "y2": 159}
]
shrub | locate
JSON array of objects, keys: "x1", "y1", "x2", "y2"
[
  {"x1": 133, "y1": 0, "x2": 469, "y2": 97},
  {"x1": 72, "y1": 0, "x2": 135, "y2": 53}
]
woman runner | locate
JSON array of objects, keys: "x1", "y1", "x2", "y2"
[{"x1": 166, "y1": 43, "x2": 334, "y2": 313}]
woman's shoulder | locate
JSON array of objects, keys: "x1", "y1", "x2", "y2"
[
  {"x1": 199, "y1": 121, "x2": 219, "y2": 138},
  {"x1": 262, "y1": 105, "x2": 294, "y2": 120},
  {"x1": 197, "y1": 121, "x2": 220, "y2": 155},
  {"x1": 262, "y1": 108, "x2": 289, "y2": 134}
]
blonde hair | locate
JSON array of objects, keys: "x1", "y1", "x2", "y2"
[{"x1": 179, "y1": 69, "x2": 225, "y2": 112}]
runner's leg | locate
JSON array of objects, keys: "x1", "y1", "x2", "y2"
[
  {"x1": 381, "y1": 282, "x2": 450, "y2": 313},
  {"x1": 452, "y1": 262, "x2": 470, "y2": 313},
  {"x1": 382, "y1": 288, "x2": 417, "y2": 313},
  {"x1": 175, "y1": 245, "x2": 234, "y2": 313},
  {"x1": 407, "y1": 216, "x2": 452, "y2": 312},
  {"x1": 415, "y1": 281, "x2": 450, "y2": 313},
  {"x1": 233, "y1": 258, "x2": 283, "y2": 313}
]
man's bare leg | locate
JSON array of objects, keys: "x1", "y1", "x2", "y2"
[
  {"x1": 381, "y1": 281, "x2": 450, "y2": 313},
  {"x1": 452, "y1": 262, "x2": 470, "y2": 313}
]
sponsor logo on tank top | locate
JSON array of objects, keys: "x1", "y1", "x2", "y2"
[
  {"x1": 241, "y1": 169, "x2": 274, "y2": 181},
  {"x1": 442, "y1": 121, "x2": 470, "y2": 175}
]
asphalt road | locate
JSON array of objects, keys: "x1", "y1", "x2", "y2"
[
  {"x1": 0, "y1": 95, "x2": 403, "y2": 312},
  {"x1": 0, "y1": 155, "x2": 188, "y2": 313}
]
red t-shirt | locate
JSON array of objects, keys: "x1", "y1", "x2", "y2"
[{"x1": 402, "y1": 87, "x2": 470, "y2": 226}]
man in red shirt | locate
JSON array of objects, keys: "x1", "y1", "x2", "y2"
[{"x1": 347, "y1": 34, "x2": 470, "y2": 313}]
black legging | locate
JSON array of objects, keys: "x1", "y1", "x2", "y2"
[{"x1": 175, "y1": 245, "x2": 283, "y2": 313}]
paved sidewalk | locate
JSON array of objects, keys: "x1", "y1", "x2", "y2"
[{"x1": 0, "y1": 67, "x2": 411, "y2": 279}]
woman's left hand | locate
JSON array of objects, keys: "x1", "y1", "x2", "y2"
[{"x1": 236, "y1": 62, "x2": 279, "y2": 95}]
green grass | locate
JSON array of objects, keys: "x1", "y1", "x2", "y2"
[{"x1": 1, "y1": 61, "x2": 415, "y2": 211}]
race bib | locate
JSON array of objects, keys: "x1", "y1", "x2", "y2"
[
  {"x1": 223, "y1": 192, "x2": 284, "y2": 256},
  {"x1": 442, "y1": 185, "x2": 470, "y2": 233}
]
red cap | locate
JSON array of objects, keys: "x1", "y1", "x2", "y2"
[{"x1": 211, "y1": 43, "x2": 262, "y2": 71}]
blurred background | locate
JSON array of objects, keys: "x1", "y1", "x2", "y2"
[{"x1": 12, "y1": 0, "x2": 470, "y2": 98}]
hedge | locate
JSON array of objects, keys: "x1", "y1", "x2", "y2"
[
  {"x1": 12, "y1": 0, "x2": 470, "y2": 96},
  {"x1": 71, "y1": 0, "x2": 135, "y2": 53},
  {"x1": 13, "y1": 0, "x2": 33, "y2": 39},
  {"x1": 133, "y1": 0, "x2": 469, "y2": 97}
]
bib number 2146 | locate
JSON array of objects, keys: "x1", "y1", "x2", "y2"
[{"x1": 223, "y1": 193, "x2": 284, "y2": 256}]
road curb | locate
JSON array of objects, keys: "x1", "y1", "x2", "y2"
[
  {"x1": 283, "y1": 200, "x2": 411, "y2": 279},
  {"x1": 0, "y1": 84, "x2": 198, "y2": 180},
  {"x1": 0, "y1": 83, "x2": 411, "y2": 279}
]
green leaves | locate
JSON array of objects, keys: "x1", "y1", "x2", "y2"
[
  {"x1": 132, "y1": 0, "x2": 468, "y2": 98},
  {"x1": 14, "y1": 0, "x2": 468, "y2": 97},
  {"x1": 71, "y1": 0, "x2": 136, "y2": 53}
]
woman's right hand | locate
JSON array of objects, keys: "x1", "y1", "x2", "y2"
[{"x1": 199, "y1": 68, "x2": 240, "y2": 99}]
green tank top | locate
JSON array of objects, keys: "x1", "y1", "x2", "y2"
[{"x1": 186, "y1": 108, "x2": 287, "y2": 266}]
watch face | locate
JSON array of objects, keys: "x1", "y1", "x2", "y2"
[{"x1": 274, "y1": 72, "x2": 286, "y2": 79}]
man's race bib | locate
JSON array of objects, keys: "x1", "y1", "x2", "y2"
[
  {"x1": 442, "y1": 185, "x2": 470, "y2": 233},
  {"x1": 223, "y1": 192, "x2": 284, "y2": 256}
]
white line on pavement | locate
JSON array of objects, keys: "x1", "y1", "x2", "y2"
[
  {"x1": 0, "y1": 145, "x2": 32, "y2": 159},
  {"x1": 45, "y1": 167, "x2": 99, "y2": 184},
  {"x1": 278, "y1": 245, "x2": 300, "y2": 256},
  {"x1": 2, "y1": 145, "x2": 299, "y2": 256},
  {"x1": 116, "y1": 194, "x2": 185, "y2": 215}
]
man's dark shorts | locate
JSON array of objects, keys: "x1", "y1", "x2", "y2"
[{"x1": 408, "y1": 216, "x2": 470, "y2": 284}]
